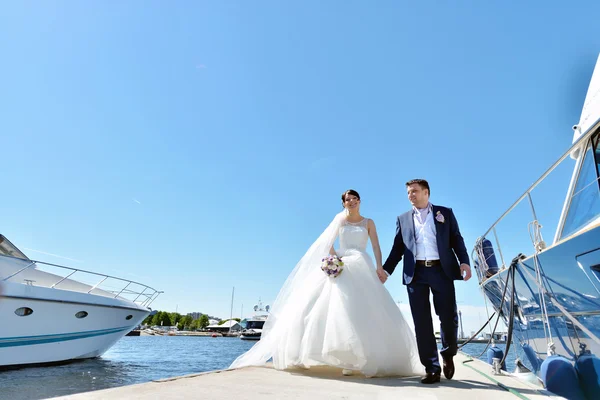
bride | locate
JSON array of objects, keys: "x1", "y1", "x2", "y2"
[{"x1": 230, "y1": 190, "x2": 422, "y2": 377}]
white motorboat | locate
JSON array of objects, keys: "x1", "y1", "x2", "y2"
[
  {"x1": 239, "y1": 299, "x2": 269, "y2": 341},
  {"x1": 0, "y1": 234, "x2": 160, "y2": 368}
]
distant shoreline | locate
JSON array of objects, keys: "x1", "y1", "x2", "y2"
[{"x1": 436, "y1": 338, "x2": 506, "y2": 344}]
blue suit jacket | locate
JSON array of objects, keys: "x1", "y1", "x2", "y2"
[{"x1": 382, "y1": 205, "x2": 470, "y2": 285}]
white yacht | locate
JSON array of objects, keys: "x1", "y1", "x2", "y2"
[
  {"x1": 239, "y1": 299, "x2": 270, "y2": 341},
  {"x1": 471, "y1": 53, "x2": 600, "y2": 397},
  {"x1": 0, "y1": 234, "x2": 160, "y2": 368}
]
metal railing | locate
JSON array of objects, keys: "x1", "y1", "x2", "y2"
[
  {"x1": 0, "y1": 254, "x2": 161, "y2": 308},
  {"x1": 473, "y1": 118, "x2": 600, "y2": 283}
]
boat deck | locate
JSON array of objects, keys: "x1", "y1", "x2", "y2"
[{"x1": 54, "y1": 353, "x2": 557, "y2": 399}]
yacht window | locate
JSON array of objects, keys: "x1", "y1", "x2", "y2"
[
  {"x1": 245, "y1": 320, "x2": 265, "y2": 330},
  {"x1": 561, "y1": 133, "x2": 600, "y2": 239},
  {"x1": 15, "y1": 307, "x2": 33, "y2": 317},
  {"x1": 75, "y1": 311, "x2": 88, "y2": 319},
  {"x1": 0, "y1": 235, "x2": 29, "y2": 259},
  {"x1": 595, "y1": 134, "x2": 600, "y2": 177},
  {"x1": 591, "y1": 264, "x2": 600, "y2": 282},
  {"x1": 126, "y1": 315, "x2": 133, "y2": 320}
]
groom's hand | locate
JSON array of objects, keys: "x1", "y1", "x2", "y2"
[
  {"x1": 460, "y1": 263, "x2": 472, "y2": 281},
  {"x1": 376, "y1": 268, "x2": 388, "y2": 283}
]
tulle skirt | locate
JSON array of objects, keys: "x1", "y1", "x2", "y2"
[{"x1": 268, "y1": 249, "x2": 423, "y2": 377}]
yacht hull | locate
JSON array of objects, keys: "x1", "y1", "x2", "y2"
[
  {"x1": 0, "y1": 281, "x2": 149, "y2": 367},
  {"x1": 239, "y1": 333, "x2": 261, "y2": 340},
  {"x1": 480, "y1": 223, "x2": 600, "y2": 374}
]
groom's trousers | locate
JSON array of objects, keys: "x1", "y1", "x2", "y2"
[{"x1": 407, "y1": 264, "x2": 458, "y2": 374}]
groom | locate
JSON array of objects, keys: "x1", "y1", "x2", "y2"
[{"x1": 379, "y1": 179, "x2": 471, "y2": 384}]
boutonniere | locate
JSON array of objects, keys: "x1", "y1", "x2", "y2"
[{"x1": 435, "y1": 211, "x2": 445, "y2": 223}]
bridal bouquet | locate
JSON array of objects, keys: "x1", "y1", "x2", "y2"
[{"x1": 321, "y1": 255, "x2": 344, "y2": 278}]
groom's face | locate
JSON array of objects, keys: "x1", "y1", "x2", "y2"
[{"x1": 407, "y1": 184, "x2": 429, "y2": 208}]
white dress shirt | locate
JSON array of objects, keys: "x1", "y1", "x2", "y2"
[
  {"x1": 413, "y1": 203, "x2": 440, "y2": 261},
  {"x1": 383, "y1": 203, "x2": 440, "y2": 277}
]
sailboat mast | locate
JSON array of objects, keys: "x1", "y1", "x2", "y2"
[{"x1": 229, "y1": 286, "x2": 235, "y2": 333}]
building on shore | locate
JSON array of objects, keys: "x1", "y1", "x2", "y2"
[
  {"x1": 187, "y1": 312, "x2": 202, "y2": 320},
  {"x1": 207, "y1": 320, "x2": 241, "y2": 333}
]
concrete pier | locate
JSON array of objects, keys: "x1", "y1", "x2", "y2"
[{"x1": 54, "y1": 353, "x2": 556, "y2": 399}]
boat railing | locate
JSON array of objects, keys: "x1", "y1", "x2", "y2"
[
  {"x1": 0, "y1": 254, "x2": 161, "y2": 308},
  {"x1": 472, "y1": 118, "x2": 600, "y2": 284}
]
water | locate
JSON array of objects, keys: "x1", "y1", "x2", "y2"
[
  {"x1": 459, "y1": 342, "x2": 517, "y2": 372},
  {"x1": 0, "y1": 336, "x2": 255, "y2": 400},
  {"x1": 0, "y1": 337, "x2": 515, "y2": 400}
]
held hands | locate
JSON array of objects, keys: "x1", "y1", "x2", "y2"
[
  {"x1": 460, "y1": 263, "x2": 472, "y2": 281},
  {"x1": 376, "y1": 268, "x2": 388, "y2": 284}
]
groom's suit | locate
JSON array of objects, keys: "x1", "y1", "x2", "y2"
[{"x1": 383, "y1": 204, "x2": 469, "y2": 375}]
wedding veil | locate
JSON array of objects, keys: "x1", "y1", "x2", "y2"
[{"x1": 229, "y1": 210, "x2": 346, "y2": 369}]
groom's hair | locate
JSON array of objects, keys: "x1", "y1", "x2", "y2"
[{"x1": 406, "y1": 179, "x2": 430, "y2": 195}]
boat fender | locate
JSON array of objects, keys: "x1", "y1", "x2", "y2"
[
  {"x1": 540, "y1": 355, "x2": 586, "y2": 400},
  {"x1": 482, "y1": 238, "x2": 499, "y2": 275},
  {"x1": 522, "y1": 343, "x2": 542, "y2": 373},
  {"x1": 486, "y1": 346, "x2": 506, "y2": 370},
  {"x1": 575, "y1": 353, "x2": 600, "y2": 400}
]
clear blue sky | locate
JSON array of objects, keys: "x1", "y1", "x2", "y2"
[{"x1": 2, "y1": 2, "x2": 599, "y2": 332}]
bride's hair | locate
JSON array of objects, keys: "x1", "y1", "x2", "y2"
[{"x1": 341, "y1": 189, "x2": 361, "y2": 207}]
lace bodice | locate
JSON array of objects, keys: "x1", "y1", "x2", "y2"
[{"x1": 339, "y1": 218, "x2": 369, "y2": 252}]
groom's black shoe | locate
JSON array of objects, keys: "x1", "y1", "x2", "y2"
[
  {"x1": 420, "y1": 372, "x2": 441, "y2": 384},
  {"x1": 443, "y1": 356, "x2": 455, "y2": 380}
]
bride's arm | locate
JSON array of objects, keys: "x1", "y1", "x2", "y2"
[
  {"x1": 329, "y1": 246, "x2": 337, "y2": 256},
  {"x1": 367, "y1": 219, "x2": 383, "y2": 269}
]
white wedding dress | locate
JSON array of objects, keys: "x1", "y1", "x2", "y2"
[{"x1": 230, "y1": 214, "x2": 423, "y2": 377}]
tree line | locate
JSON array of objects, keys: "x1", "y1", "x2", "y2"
[
  {"x1": 142, "y1": 311, "x2": 241, "y2": 331},
  {"x1": 142, "y1": 311, "x2": 210, "y2": 331}
]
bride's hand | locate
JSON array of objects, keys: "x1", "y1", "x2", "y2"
[{"x1": 376, "y1": 268, "x2": 387, "y2": 284}]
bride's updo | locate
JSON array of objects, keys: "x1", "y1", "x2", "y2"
[{"x1": 341, "y1": 189, "x2": 360, "y2": 206}]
